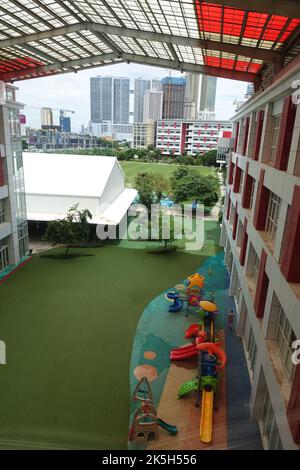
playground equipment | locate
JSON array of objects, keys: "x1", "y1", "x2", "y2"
[
  {"x1": 170, "y1": 294, "x2": 227, "y2": 445},
  {"x1": 129, "y1": 377, "x2": 178, "y2": 444},
  {"x1": 186, "y1": 273, "x2": 204, "y2": 307},
  {"x1": 166, "y1": 272, "x2": 205, "y2": 313},
  {"x1": 166, "y1": 292, "x2": 183, "y2": 312},
  {"x1": 170, "y1": 331, "x2": 207, "y2": 361}
]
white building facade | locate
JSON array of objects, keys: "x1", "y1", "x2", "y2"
[
  {"x1": 156, "y1": 119, "x2": 231, "y2": 156},
  {"x1": 220, "y1": 59, "x2": 300, "y2": 449},
  {"x1": 143, "y1": 89, "x2": 163, "y2": 122},
  {"x1": 0, "y1": 82, "x2": 29, "y2": 275}
]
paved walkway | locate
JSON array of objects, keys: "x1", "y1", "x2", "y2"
[{"x1": 224, "y1": 283, "x2": 263, "y2": 449}]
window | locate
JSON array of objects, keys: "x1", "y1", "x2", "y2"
[
  {"x1": 260, "y1": 386, "x2": 283, "y2": 450},
  {"x1": 246, "y1": 243, "x2": 260, "y2": 282},
  {"x1": 18, "y1": 221, "x2": 28, "y2": 259},
  {"x1": 269, "y1": 115, "x2": 281, "y2": 164},
  {"x1": 0, "y1": 237, "x2": 9, "y2": 272},
  {"x1": 275, "y1": 307, "x2": 296, "y2": 382},
  {"x1": 266, "y1": 192, "x2": 281, "y2": 242},
  {"x1": 249, "y1": 178, "x2": 256, "y2": 210},
  {"x1": 6, "y1": 89, "x2": 15, "y2": 102},
  {"x1": 0, "y1": 200, "x2": 5, "y2": 223}
]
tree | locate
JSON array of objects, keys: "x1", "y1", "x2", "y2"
[
  {"x1": 152, "y1": 174, "x2": 170, "y2": 201},
  {"x1": 170, "y1": 166, "x2": 191, "y2": 193},
  {"x1": 159, "y1": 215, "x2": 176, "y2": 251},
  {"x1": 44, "y1": 204, "x2": 92, "y2": 255},
  {"x1": 149, "y1": 214, "x2": 177, "y2": 252},
  {"x1": 172, "y1": 173, "x2": 219, "y2": 208},
  {"x1": 135, "y1": 172, "x2": 155, "y2": 213},
  {"x1": 202, "y1": 149, "x2": 218, "y2": 167}
]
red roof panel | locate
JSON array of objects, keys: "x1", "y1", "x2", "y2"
[{"x1": 195, "y1": 1, "x2": 300, "y2": 73}]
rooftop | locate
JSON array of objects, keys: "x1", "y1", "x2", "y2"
[{"x1": 0, "y1": 1, "x2": 299, "y2": 88}]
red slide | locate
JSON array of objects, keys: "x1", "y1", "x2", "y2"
[{"x1": 170, "y1": 343, "x2": 198, "y2": 361}]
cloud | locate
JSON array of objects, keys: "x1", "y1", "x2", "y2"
[{"x1": 17, "y1": 64, "x2": 248, "y2": 132}]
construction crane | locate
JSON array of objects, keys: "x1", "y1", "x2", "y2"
[
  {"x1": 57, "y1": 109, "x2": 75, "y2": 117},
  {"x1": 24, "y1": 105, "x2": 75, "y2": 115},
  {"x1": 24, "y1": 105, "x2": 75, "y2": 131}
]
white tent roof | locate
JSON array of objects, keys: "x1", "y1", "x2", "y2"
[
  {"x1": 23, "y1": 153, "x2": 121, "y2": 197},
  {"x1": 25, "y1": 187, "x2": 137, "y2": 226},
  {"x1": 23, "y1": 152, "x2": 137, "y2": 225}
]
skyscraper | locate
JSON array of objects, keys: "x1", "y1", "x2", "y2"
[
  {"x1": 113, "y1": 77, "x2": 130, "y2": 124},
  {"x1": 143, "y1": 89, "x2": 163, "y2": 122},
  {"x1": 134, "y1": 78, "x2": 150, "y2": 123},
  {"x1": 151, "y1": 79, "x2": 162, "y2": 91},
  {"x1": 184, "y1": 73, "x2": 200, "y2": 119},
  {"x1": 161, "y1": 77, "x2": 186, "y2": 119},
  {"x1": 90, "y1": 76, "x2": 130, "y2": 125},
  {"x1": 41, "y1": 107, "x2": 53, "y2": 127},
  {"x1": 199, "y1": 75, "x2": 217, "y2": 112}
]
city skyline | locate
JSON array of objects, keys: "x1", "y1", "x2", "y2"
[{"x1": 17, "y1": 64, "x2": 249, "y2": 133}]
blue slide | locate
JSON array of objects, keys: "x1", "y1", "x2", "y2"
[
  {"x1": 157, "y1": 418, "x2": 178, "y2": 436},
  {"x1": 167, "y1": 292, "x2": 183, "y2": 312}
]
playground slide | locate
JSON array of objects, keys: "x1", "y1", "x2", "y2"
[
  {"x1": 169, "y1": 299, "x2": 183, "y2": 312},
  {"x1": 177, "y1": 379, "x2": 198, "y2": 399},
  {"x1": 167, "y1": 292, "x2": 183, "y2": 312},
  {"x1": 170, "y1": 344, "x2": 198, "y2": 360},
  {"x1": 199, "y1": 388, "x2": 214, "y2": 444},
  {"x1": 185, "y1": 323, "x2": 200, "y2": 338},
  {"x1": 157, "y1": 418, "x2": 178, "y2": 436}
]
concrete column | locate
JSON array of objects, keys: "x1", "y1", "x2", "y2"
[
  {"x1": 229, "y1": 261, "x2": 238, "y2": 297},
  {"x1": 246, "y1": 112, "x2": 256, "y2": 159},
  {"x1": 252, "y1": 109, "x2": 265, "y2": 160},
  {"x1": 219, "y1": 220, "x2": 227, "y2": 247},
  {"x1": 259, "y1": 103, "x2": 272, "y2": 163},
  {"x1": 236, "y1": 296, "x2": 247, "y2": 337},
  {"x1": 287, "y1": 104, "x2": 300, "y2": 176}
]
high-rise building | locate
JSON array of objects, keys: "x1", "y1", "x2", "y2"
[
  {"x1": 60, "y1": 115, "x2": 71, "y2": 133},
  {"x1": 90, "y1": 76, "x2": 113, "y2": 123},
  {"x1": 133, "y1": 121, "x2": 156, "y2": 149},
  {"x1": 0, "y1": 83, "x2": 29, "y2": 275},
  {"x1": 151, "y1": 79, "x2": 162, "y2": 91},
  {"x1": 161, "y1": 77, "x2": 186, "y2": 119},
  {"x1": 184, "y1": 73, "x2": 200, "y2": 119},
  {"x1": 143, "y1": 89, "x2": 163, "y2": 122},
  {"x1": 41, "y1": 107, "x2": 53, "y2": 127},
  {"x1": 90, "y1": 76, "x2": 130, "y2": 125},
  {"x1": 220, "y1": 59, "x2": 300, "y2": 449},
  {"x1": 199, "y1": 75, "x2": 217, "y2": 113},
  {"x1": 113, "y1": 77, "x2": 130, "y2": 124},
  {"x1": 134, "y1": 78, "x2": 150, "y2": 123}
]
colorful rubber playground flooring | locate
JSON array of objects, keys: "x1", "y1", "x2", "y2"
[{"x1": 129, "y1": 252, "x2": 263, "y2": 450}]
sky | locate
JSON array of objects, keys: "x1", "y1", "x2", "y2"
[{"x1": 16, "y1": 63, "x2": 249, "y2": 133}]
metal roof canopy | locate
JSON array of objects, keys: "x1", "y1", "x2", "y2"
[{"x1": 0, "y1": 1, "x2": 299, "y2": 87}]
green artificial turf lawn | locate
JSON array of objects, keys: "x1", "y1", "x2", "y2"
[
  {"x1": 0, "y1": 245, "x2": 213, "y2": 450},
  {"x1": 120, "y1": 161, "x2": 215, "y2": 187}
]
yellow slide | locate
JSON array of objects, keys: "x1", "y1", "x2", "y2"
[{"x1": 199, "y1": 388, "x2": 214, "y2": 443}]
